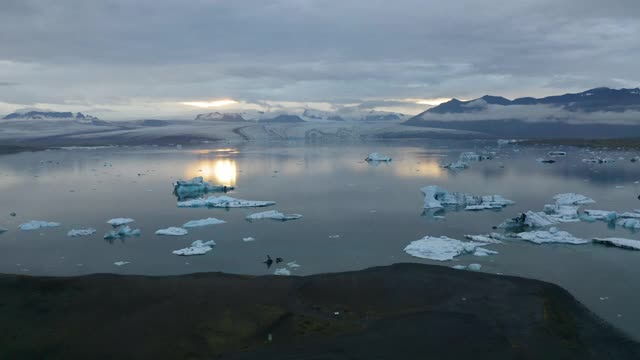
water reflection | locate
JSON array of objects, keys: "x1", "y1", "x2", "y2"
[
  {"x1": 186, "y1": 158, "x2": 237, "y2": 186},
  {"x1": 393, "y1": 160, "x2": 446, "y2": 179}
]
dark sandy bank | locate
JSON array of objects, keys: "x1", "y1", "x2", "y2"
[{"x1": 0, "y1": 263, "x2": 637, "y2": 359}]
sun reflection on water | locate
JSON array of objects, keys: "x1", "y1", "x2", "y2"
[{"x1": 186, "y1": 158, "x2": 237, "y2": 186}]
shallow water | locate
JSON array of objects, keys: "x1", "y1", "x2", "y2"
[{"x1": 2, "y1": 140, "x2": 640, "y2": 338}]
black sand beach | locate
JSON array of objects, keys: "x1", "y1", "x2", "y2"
[{"x1": 0, "y1": 263, "x2": 637, "y2": 359}]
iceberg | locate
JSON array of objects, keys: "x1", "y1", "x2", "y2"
[
  {"x1": 274, "y1": 268, "x2": 292, "y2": 276},
  {"x1": 155, "y1": 227, "x2": 189, "y2": 236},
  {"x1": 177, "y1": 195, "x2": 276, "y2": 208},
  {"x1": 113, "y1": 261, "x2": 130, "y2": 266},
  {"x1": 583, "y1": 210, "x2": 617, "y2": 222},
  {"x1": 553, "y1": 193, "x2": 595, "y2": 206},
  {"x1": 441, "y1": 160, "x2": 469, "y2": 170},
  {"x1": 173, "y1": 176, "x2": 234, "y2": 199},
  {"x1": 421, "y1": 186, "x2": 514, "y2": 212},
  {"x1": 464, "y1": 233, "x2": 505, "y2": 244},
  {"x1": 19, "y1": 220, "x2": 61, "y2": 231},
  {"x1": 542, "y1": 204, "x2": 580, "y2": 222},
  {"x1": 548, "y1": 151, "x2": 567, "y2": 156},
  {"x1": 172, "y1": 240, "x2": 216, "y2": 256},
  {"x1": 104, "y1": 226, "x2": 141, "y2": 240},
  {"x1": 403, "y1": 236, "x2": 495, "y2": 261},
  {"x1": 246, "y1": 210, "x2": 303, "y2": 221},
  {"x1": 593, "y1": 238, "x2": 640, "y2": 251},
  {"x1": 242, "y1": 237, "x2": 256, "y2": 242},
  {"x1": 498, "y1": 211, "x2": 559, "y2": 229},
  {"x1": 365, "y1": 152, "x2": 392, "y2": 162},
  {"x1": 182, "y1": 217, "x2": 226, "y2": 228},
  {"x1": 516, "y1": 227, "x2": 589, "y2": 245},
  {"x1": 107, "y1": 218, "x2": 134, "y2": 226},
  {"x1": 67, "y1": 228, "x2": 96, "y2": 237}
]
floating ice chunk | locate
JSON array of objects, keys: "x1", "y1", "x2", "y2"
[
  {"x1": 467, "y1": 263, "x2": 482, "y2": 271},
  {"x1": 19, "y1": 220, "x2": 61, "y2": 231},
  {"x1": 403, "y1": 236, "x2": 493, "y2": 261},
  {"x1": 242, "y1": 237, "x2": 256, "y2": 242},
  {"x1": 274, "y1": 268, "x2": 292, "y2": 276},
  {"x1": 459, "y1": 152, "x2": 492, "y2": 162},
  {"x1": 464, "y1": 233, "x2": 505, "y2": 244},
  {"x1": 177, "y1": 195, "x2": 276, "y2": 208},
  {"x1": 441, "y1": 161, "x2": 469, "y2": 170},
  {"x1": 114, "y1": 261, "x2": 130, "y2": 266},
  {"x1": 582, "y1": 158, "x2": 615, "y2": 164},
  {"x1": 182, "y1": 217, "x2": 226, "y2": 228},
  {"x1": 104, "y1": 226, "x2": 141, "y2": 240},
  {"x1": 583, "y1": 210, "x2": 617, "y2": 222},
  {"x1": 553, "y1": 193, "x2": 595, "y2": 206},
  {"x1": 173, "y1": 176, "x2": 233, "y2": 199},
  {"x1": 543, "y1": 204, "x2": 580, "y2": 222},
  {"x1": 287, "y1": 261, "x2": 300, "y2": 268},
  {"x1": 365, "y1": 152, "x2": 392, "y2": 162},
  {"x1": 474, "y1": 248, "x2": 498, "y2": 256},
  {"x1": 499, "y1": 211, "x2": 559, "y2": 229},
  {"x1": 516, "y1": 227, "x2": 589, "y2": 245},
  {"x1": 421, "y1": 186, "x2": 514, "y2": 212},
  {"x1": 246, "y1": 210, "x2": 302, "y2": 221},
  {"x1": 497, "y1": 139, "x2": 518, "y2": 146},
  {"x1": 67, "y1": 228, "x2": 96, "y2": 237},
  {"x1": 172, "y1": 240, "x2": 216, "y2": 256},
  {"x1": 0, "y1": 227, "x2": 8, "y2": 234},
  {"x1": 617, "y1": 218, "x2": 640, "y2": 229},
  {"x1": 593, "y1": 238, "x2": 640, "y2": 251},
  {"x1": 548, "y1": 151, "x2": 567, "y2": 156},
  {"x1": 619, "y1": 212, "x2": 640, "y2": 219},
  {"x1": 107, "y1": 218, "x2": 134, "y2": 226},
  {"x1": 452, "y1": 265, "x2": 468, "y2": 270},
  {"x1": 155, "y1": 227, "x2": 189, "y2": 236}
]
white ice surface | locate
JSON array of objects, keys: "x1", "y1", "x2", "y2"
[
  {"x1": 403, "y1": 236, "x2": 494, "y2": 261},
  {"x1": 516, "y1": 227, "x2": 589, "y2": 245},
  {"x1": 107, "y1": 218, "x2": 134, "y2": 226},
  {"x1": 365, "y1": 152, "x2": 392, "y2": 162},
  {"x1": 182, "y1": 218, "x2": 226, "y2": 228},
  {"x1": 19, "y1": 220, "x2": 61, "y2": 231},
  {"x1": 177, "y1": 195, "x2": 276, "y2": 208},
  {"x1": 172, "y1": 240, "x2": 216, "y2": 256},
  {"x1": 155, "y1": 227, "x2": 189, "y2": 236},
  {"x1": 246, "y1": 210, "x2": 303, "y2": 221}
]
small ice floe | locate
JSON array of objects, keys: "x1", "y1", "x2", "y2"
[
  {"x1": 173, "y1": 176, "x2": 234, "y2": 199},
  {"x1": 274, "y1": 268, "x2": 292, "y2": 276},
  {"x1": 464, "y1": 233, "x2": 505, "y2": 244},
  {"x1": 365, "y1": 152, "x2": 392, "y2": 162},
  {"x1": 616, "y1": 218, "x2": 640, "y2": 230},
  {"x1": 182, "y1": 217, "x2": 226, "y2": 228},
  {"x1": 104, "y1": 226, "x2": 141, "y2": 240},
  {"x1": 177, "y1": 195, "x2": 276, "y2": 208},
  {"x1": 107, "y1": 218, "x2": 134, "y2": 226},
  {"x1": 582, "y1": 157, "x2": 615, "y2": 164},
  {"x1": 467, "y1": 263, "x2": 482, "y2": 271},
  {"x1": 172, "y1": 240, "x2": 216, "y2": 256},
  {"x1": 328, "y1": 234, "x2": 341, "y2": 239},
  {"x1": 459, "y1": 152, "x2": 492, "y2": 162},
  {"x1": 593, "y1": 238, "x2": 640, "y2": 251},
  {"x1": 19, "y1": 220, "x2": 61, "y2": 231},
  {"x1": 516, "y1": 227, "x2": 589, "y2": 245},
  {"x1": 553, "y1": 193, "x2": 595, "y2": 206},
  {"x1": 113, "y1": 261, "x2": 130, "y2": 266},
  {"x1": 536, "y1": 158, "x2": 556, "y2": 164},
  {"x1": 421, "y1": 186, "x2": 514, "y2": 213},
  {"x1": 499, "y1": 211, "x2": 559, "y2": 229},
  {"x1": 473, "y1": 248, "x2": 498, "y2": 256},
  {"x1": 246, "y1": 210, "x2": 302, "y2": 221},
  {"x1": 67, "y1": 228, "x2": 96, "y2": 237},
  {"x1": 0, "y1": 227, "x2": 8, "y2": 234},
  {"x1": 497, "y1": 139, "x2": 518, "y2": 146},
  {"x1": 403, "y1": 236, "x2": 496, "y2": 261},
  {"x1": 452, "y1": 265, "x2": 468, "y2": 270},
  {"x1": 287, "y1": 261, "x2": 300, "y2": 268},
  {"x1": 242, "y1": 237, "x2": 256, "y2": 242},
  {"x1": 542, "y1": 204, "x2": 580, "y2": 223},
  {"x1": 155, "y1": 227, "x2": 189, "y2": 236},
  {"x1": 441, "y1": 161, "x2": 469, "y2": 170},
  {"x1": 548, "y1": 151, "x2": 567, "y2": 157}
]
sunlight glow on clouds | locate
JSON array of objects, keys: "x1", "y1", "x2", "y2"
[{"x1": 181, "y1": 99, "x2": 239, "y2": 108}]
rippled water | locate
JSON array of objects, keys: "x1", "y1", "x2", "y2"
[{"x1": 1, "y1": 140, "x2": 640, "y2": 338}]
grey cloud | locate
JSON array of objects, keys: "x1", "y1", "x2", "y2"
[{"x1": 0, "y1": 0, "x2": 639, "y2": 118}]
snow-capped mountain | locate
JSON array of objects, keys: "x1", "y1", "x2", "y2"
[
  {"x1": 194, "y1": 112, "x2": 249, "y2": 122},
  {"x1": 3, "y1": 110, "x2": 100, "y2": 122}
]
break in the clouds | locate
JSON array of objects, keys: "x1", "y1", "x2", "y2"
[{"x1": 1, "y1": 0, "x2": 639, "y2": 119}]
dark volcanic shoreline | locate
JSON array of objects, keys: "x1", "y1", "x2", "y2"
[{"x1": 0, "y1": 263, "x2": 637, "y2": 359}]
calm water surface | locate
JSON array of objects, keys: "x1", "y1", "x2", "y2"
[{"x1": 2, "y1": 140, "x2": 640, "y2": 338}]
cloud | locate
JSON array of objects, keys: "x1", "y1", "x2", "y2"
[{"x1": 0, "y1": 0, "x2": 639, "y2": 119}]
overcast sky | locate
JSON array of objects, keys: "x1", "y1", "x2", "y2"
[{"x1": 1, "y1": 0, "x2": 639, "y2": 119}]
